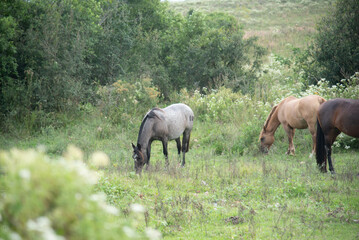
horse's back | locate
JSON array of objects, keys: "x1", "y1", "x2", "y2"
[
  {"x1": 279, "y1": 95, "x2": 324, "y2": 128},
  {"x1": 319, "y1": 98, "x2": 359, "y2": 137},
  {"x1": 162, "y1": 103, "x2": 194, "y2": 139},
  {"x1": 298, "y1": 95, "x2": 326, "y2": 118}
]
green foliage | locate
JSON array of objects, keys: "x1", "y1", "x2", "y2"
[
  {"x1": 0, "y1": 0, "x2": 267, "y2": 130},
  {"x1": 297, "y1": 0, "x2": 359, "y2": 85},
  {"x1": 0, "y1": 147, "x2": 161, "y2": 240},
  {"x1": 97, "y1": 77, "x2": 160, "y2": 125},
  {"x1": 162, "y1": 11, "x2": 267, "y2": 94}
]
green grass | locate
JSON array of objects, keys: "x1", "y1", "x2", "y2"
[
  {"x1": 168, "y1": 0, "x2": 335, "y2": 56},
  {"x1": 1, "y1": 110, "x2": 358, "y2": 239}
]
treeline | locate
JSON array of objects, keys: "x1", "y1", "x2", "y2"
[
  {"x1": 0, "y1": 0, "x2": 266, "y2": 124},
  {"x1": 1, "y1": 0, "x2": 358, "y2": 130}
]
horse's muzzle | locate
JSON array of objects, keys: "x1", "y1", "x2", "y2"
[{"x1": 260, "y1": 146, "x2": 269, "y2": 154}]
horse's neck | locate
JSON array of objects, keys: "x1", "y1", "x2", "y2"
[
  {"x1": 137, "y1": 121, "x2": 153, "y2": 151},
  {"x1": 266, "y1": 108, "x2": 281, "y2": 134}
]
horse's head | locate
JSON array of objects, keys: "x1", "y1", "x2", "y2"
[
  {"x1": 259, "y1": 128, "x2": 274, "y2": 154},
  {"x1": 132, "y1": 143, "x2": 145, "y2": 174}
]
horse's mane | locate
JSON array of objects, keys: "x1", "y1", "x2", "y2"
[
  {"x1": 137, "y1": 108, "x2": 162, "y2": 143},
  {"x1": 262, "y1": 105, "x2": 278, "y2": 131}
]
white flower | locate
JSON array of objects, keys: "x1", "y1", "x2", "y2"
[
  {"x1": 63, "y1": 145, "x2": 83, "y2": 162},
  {"x1": 90, "y1": 151, "x2": 110, "y2": 168},
  {"x1": 36, "y1": 145, "x2": 46, "y2": 153},
  {"x1": 19, "y1": 169, "x2": 31, "y2": 180},
  {"x1": 90, "y1": 193, "x2": 107, "y2": 203},
  {"x1": 123, "y1": 226, "x2": 136, "y2": 238},
  {"x1": 101, "y1": 204, "x2": 119, "y2": 216},
  {"x1": 145, "y1": 227, "x2": 162, "y2": 240},
  {"x1": 130, "y1": 203, "x2": 146, "y2": 213},
  {"x1": 27, "y1": 216, "x2": 65, "y2": 240},
  {"x1": 9, "y1": 232, "x2": 22, "y2": 240}
]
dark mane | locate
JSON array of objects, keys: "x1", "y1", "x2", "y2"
[{"x1": 137, "y1": 108, "x2": 162, "y2": 143}]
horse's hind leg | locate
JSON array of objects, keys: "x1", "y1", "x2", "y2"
[
  {"x1": 325, "y1": 130, "x2": 340, "y2": 174},
  {"x1": 162, "y1": 139, "x2": 169, "y2": 166},
  {"x1": 175, "y1": 138, "x2": 181, "y2": 157},
  {"x1": 326, "y1": 145, "x2": 335, "y2": 174},
  {"x1": 283, "y1": 124, "x2": 295, "y2": 155}
]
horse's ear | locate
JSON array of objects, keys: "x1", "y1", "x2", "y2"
[
  {"x1": 131, "y1": 143, "x2": 136, "y2": 149},
  {"x1": 137, "y1": 143, "x2": 141, "y2": 151}
]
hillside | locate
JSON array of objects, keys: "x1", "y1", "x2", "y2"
[{"x1": 167, "y1": 0, "x2": 335, "y2": 56}]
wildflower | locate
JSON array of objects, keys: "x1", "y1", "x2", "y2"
[
  {"x1": 62, "y1": 160, "x2": 98, "y2": 185},
  {"x1": 9, "y1": 232, "x2": 22, "y2": 240},
  {"x1": 19, "y1": 169, "x2": 31, "y2": 180},
  {"x1": 145, "y1": 228, "x2": 162, "y2": 240},
  {"x1": 101, "y1": 204, "x2": 119, "y2": 216},
  {"x1": 37, "y1": 145, "x2": 46, "y2": 153},
  {"x1": 123, "y1": 226, "x2": 136, "y2": 238},
  {"x1": 130, "y1": 203, "x2": 146, "y2": 213},
  {"x1": 90, "y1": 151, "x2": 110, "y2": 168},
  {"x1": 90, "y1": 193, "x2": 107, "y2": 202},
  {"x1": 27, "y1": 216, "x2": 65, "y2": 240},
  {"x1": 63, "y1": 145, "x2": 83, "y2": 162}
]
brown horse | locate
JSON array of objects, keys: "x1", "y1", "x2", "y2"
[
  {"x1": 316, "y1": 98, "x2": 359, "y2": 173},
  {"x1": 259, "y1": 95, "x2": 326, "y2": 156}
]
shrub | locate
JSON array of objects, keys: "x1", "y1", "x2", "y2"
[
  {"x1": 97, "y1": 77, "x2": 160, "y2": 126},
  {"x1": 0, "y1": 146, "x2": 160, "y2": 239}
]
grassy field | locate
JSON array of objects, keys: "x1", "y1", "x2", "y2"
[
  {"x1": 1, "y1": 109, "x2": 358, "y2": 239},
  {"x1": 1, "y1": 0, "x2": 358, "y2": 239},
  {"x1": 168, "y1": 0, "x2": 335, "y2": 56}
]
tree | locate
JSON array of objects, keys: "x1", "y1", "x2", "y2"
[{"x1": 312, "y1": 0, "x2": 359, "y2": 85}]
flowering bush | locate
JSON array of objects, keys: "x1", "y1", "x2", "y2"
[{"x1": 0, "y1": 146, "x2": 161, "y2": 240}]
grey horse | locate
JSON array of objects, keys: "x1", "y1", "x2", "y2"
[{"x1": 132, "y1": 103, "x2": 194, "y2": 173}]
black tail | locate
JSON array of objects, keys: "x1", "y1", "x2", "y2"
[{"x1": 316, "y1": 119, "x2": 327, "y2": 172}]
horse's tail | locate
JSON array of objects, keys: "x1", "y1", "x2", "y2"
[{"x1": 316, "y1": 119, "x2": 327, "y2": 172}]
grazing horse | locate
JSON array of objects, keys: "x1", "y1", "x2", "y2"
[
  {"x1": 132, "y1": 103, "x2": 194, "y2": 173},
  {"x1": 259, "y1": 95, "x2": 326, "y2": 156},
  {"x1": 316, "y1": 98, "x2": 359, "y2": 173}
]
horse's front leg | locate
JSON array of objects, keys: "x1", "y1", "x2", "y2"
[
  {"x1": 162, "y1": 139, "x2": 169, "y2": 166},
  {"x1": 283, "y1": 124, "x2": 295, "y2": 155},
  {"x1": 146, "y1": 142, "x2": 152, "y2": 170}
]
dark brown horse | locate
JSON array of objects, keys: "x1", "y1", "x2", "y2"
[{"x1": 316, "y1": 98, "x2": 359, "y2": 173}]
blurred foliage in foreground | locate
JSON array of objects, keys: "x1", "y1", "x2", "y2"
[{"x1": 0, "y1": 146, "x2": 161, "y2": 240}]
